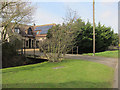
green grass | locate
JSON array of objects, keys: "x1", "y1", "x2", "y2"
[
  {"x1": 2, "y1": 59, "x2": 114, "y2": 88},
  {"x1": 83, "y1": 50, "x2": 118, "y2": 58}
]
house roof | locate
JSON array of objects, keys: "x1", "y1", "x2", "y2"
[
  {"x1": 11, "y1": 23, "x2": 55, "y2": 38},
  {"x1": 13, "y1": 23, "x2": 30, "y2": 37},
  {"x1": 34, "y1": 24, "x2": 55, "y2": 35}
]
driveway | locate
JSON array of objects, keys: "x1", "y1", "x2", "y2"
[
  {"x1": 65, "y1": 54, "x2": 118, "y2": 88},
  {"x1": 65, "y1": 54, "x2": 117, "y2": 68}
]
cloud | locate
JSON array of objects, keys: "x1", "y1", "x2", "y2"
[
  {"x1": 33, "y1": 8, "x2": 63, "y2": 25},
  {"x1": 100, "y1": 11, "x2": 111, "y2": 19},
  {"x1": 95, "y1": 2, "x2": 118, "y2": 33},
  {"x1": 2, "y1": 0, "x2": 119, "y2": 2},
  {"x1": 29, "y1": 0, "x2": 119, "y2": 2},
  {"x1": 97, "y1": 0, "x2": 119, "y2": 2},
  {"x1": 97, "y1": 10, "x2": 118, "y2": 33}
]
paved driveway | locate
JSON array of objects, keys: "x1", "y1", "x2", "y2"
[{"x1": 65, "y1": 54, "x2": 117, "y2": 68}]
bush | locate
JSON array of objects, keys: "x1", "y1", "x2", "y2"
[
  {"x1": 108, "y1": 45, "x2": 118, "y2": 51},
  {"x1": 2, "y1": 55, "x2": 27, "y2": 68},
  {"x1": 2, "y1": 42, "x2": 26, "y2": 68},
  {"x1": 2, "y1": 42, "x2": 17, "y2": 57}
]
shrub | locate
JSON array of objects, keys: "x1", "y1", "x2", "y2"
[{"x1": 2, "y1": 42, "x2": 25, "y2": 68}]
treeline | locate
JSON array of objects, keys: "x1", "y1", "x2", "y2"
[{"x1": 47, "y1": 18, "x2": 118, "y2": 54}]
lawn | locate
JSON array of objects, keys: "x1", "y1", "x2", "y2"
[
  {"x1": 82, "y1": 50, "x2": 118, "y2": 58},
  {"x1": 2, "y1": 59, "x2": 114, "y2": 88}
]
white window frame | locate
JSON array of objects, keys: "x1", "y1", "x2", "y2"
[{"x1": 15, "y1": 28, "x2": 20, "y2": 33}]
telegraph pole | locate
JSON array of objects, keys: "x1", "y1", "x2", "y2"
[{"x1": 93, "y1": 0, "x2": 95, "y2": 56}]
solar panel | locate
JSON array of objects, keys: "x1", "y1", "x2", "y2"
[
  {"x1": 34, "y1": 25, "x2": 53, "y2": 34},
  {"x1": 36, "y1": 31, "x2": 39, "y2": 35}
]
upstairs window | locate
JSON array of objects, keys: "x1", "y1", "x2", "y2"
[
  {"x1": 28, "y1": 27, "x2": 32, "y2": 35},
  {"x1": 14, "y1": 28, "x2": 20, "y2": 33}
]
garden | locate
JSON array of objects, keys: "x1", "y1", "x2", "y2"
[{"x1": 2, "y1": 59, "x2": 114, "y2": 88}]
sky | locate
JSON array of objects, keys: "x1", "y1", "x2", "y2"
[{"x1": 31, "y1": 1, "x2": 118, "y2": 33}]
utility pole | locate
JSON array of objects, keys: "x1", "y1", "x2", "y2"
[{"x1": 93, "y1": 0, "x2": 95, "y2": 56}]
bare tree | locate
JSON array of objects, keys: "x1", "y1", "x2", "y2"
[
  {"x1": 39, "y1": 9, "x2": 79, "y2": 62},
  {"x1": 0, "y1": 0, "x2": 35, "y2": 43}
]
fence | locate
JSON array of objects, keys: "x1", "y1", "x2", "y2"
[
  {"x1": 19, "y1": 46, "x2": 80, "y2": 57},
  {"x1": 71, "y1": 46, "x2": 79, "y2": 55}
]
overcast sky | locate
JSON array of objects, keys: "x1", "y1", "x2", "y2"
[{"x1": 31, "y1": 1, "x2": 118, "y2": 33}]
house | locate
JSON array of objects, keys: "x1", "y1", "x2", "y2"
[
  {"x1": 33, "y1": 24, "x2": 55, "y2": 48},
  {"x1": 16, "y1": 24, "x2": 55, "y2": 48},
  {"x1": 12, "y1": 24, "x2": 34, "y2": 48},
  {"x1": 1, "y1": 23, "x2": 29, "y2": 43},
  {"x1": 2, "y1": 23, "x2": 55, "y2": 48}
]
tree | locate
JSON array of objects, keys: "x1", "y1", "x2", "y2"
[
  {"x1": 75, "y1": 21, "x2": 114, "y2": 53},
  {"x1": 1, "y1": 1, "x2": 35, "y2": 67},
  {"x1": 39, "y1": 9, "x2": 79, "y2": 62},
  {"x1": 95, "y1": 22, "x2": 114, "y2": 51},
  {"x1": 74, "y1": 21, "x2": 93, "y2": 53},
  {"x1": 111, "y1": 33, "x2": 119, "y2": 46},
  {"x1": 0, "y1": 0, "x2": 35, "y2": 43}
]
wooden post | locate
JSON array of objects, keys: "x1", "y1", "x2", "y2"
[
  {"x1": 72, "y1": 47, "x2": 73, "y2": 54},
  {"x1": 93, "y1": 0, "x2": 95, "y2": 56},
  {"x1": 28, "y1": 39, "x2": 29, "y2": 48},
  {"x1": 24, "y1": 37, "x2": 26, "y2": 55},
  {"x1": 23, "y1": 38, "x2": 24, "y2": 53},
  {"x1": 21, "y1": 48, "x2": 23, "y2": 55},
  {"x1": 77, "y1": 46, "x2": 78, "y2": 55},
  {"x1": 31, "y1": 39, "x2": 32, "y2": 49},
  {"x1": 35, "y1": 40, "x2": 36, "y2": 49},
  {"x1": 21, "y1": 38, "x2": 23, "y2": 55},
  {"x1": 34, "y1": 39, "x2": 36, "y2": 59}
]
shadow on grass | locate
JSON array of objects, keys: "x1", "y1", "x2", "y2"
[{"x1": 2, "y1": 81, "x2": 112, "y2": 88}]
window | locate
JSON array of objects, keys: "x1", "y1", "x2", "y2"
[
  {"x1": 36, "y1": 31, "x2": 39, "y2": 35},
  {"x1": 36, "y1": 41, "x2": 39, "y2": 48},
  {"x1": 26, "y1": 41, "x2": 28, "y2": 46},
  {"x1": 32, "y1": 40, "x2": 34, "y2": 48},
  {"x1": 14, "y1": 28, "x2": 20, "y2": 33},
  {"x1": 28, "y1": 27, "x2": 32, "y2": 35}
]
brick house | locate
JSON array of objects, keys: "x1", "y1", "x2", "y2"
[
  {"x1": 15, "y1": 24, "x2": 55, "y2": 48},
  {"x1": 3, "y1": 23, "x2": 55, "y2": 48}
]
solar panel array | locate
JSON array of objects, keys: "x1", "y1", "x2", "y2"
[{"x1": 34, "y1": 25, "x2": 53, "y2": 34}]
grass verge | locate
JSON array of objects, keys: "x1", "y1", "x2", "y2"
[
  {"x1": 2, "y1": 59, "x2": 114, "y2": 88},
  {"x1": 82, "y1": 50, "x2": 118, "y2": 58}
]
